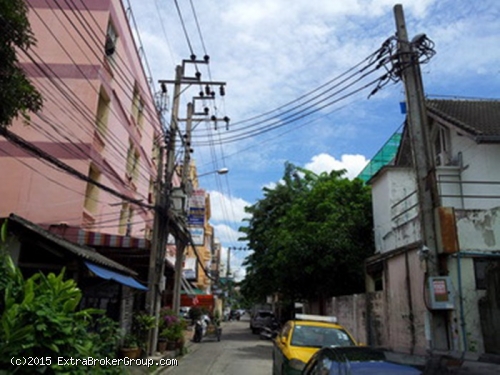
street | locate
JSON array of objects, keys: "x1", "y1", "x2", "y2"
[{"x1": 161, "y1": 315, "x2": 273, "y2": 375}]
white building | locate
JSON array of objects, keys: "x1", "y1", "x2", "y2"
[{"x1": 367, "y1": 99, "x2": 500, "y2": 355}]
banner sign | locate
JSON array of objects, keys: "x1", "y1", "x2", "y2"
[
  {"x1": 189, "y1": 227, "x2": 205, "y2": 246},
  {"x1": 188, "y1": 189, "x2": 206, "y2": 226},
  {"x1": 166, "y1": 253, "x2": 198, "y2": 281}
]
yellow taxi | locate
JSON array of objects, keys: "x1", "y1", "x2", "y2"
[{"x1": 272, "y1": 314, "x2": 358, "y2": 375}]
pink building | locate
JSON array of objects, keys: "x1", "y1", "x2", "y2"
[{"x1": 0, "y1": 0, "x2": 164, "y2": 239}]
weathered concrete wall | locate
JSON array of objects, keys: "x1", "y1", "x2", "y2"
[
  {"x1": 448, "y1": 255, "x2": 487, "y2": 352},
  {"x1": 456, "y1": 207, "x2": 500, "y2": 251},
  {"x1": 366, "y1": 291, "x2": 389, "y2": 347},
  {"x1": 328, "y1": 294, "x2": 367, "y2": 345},
  {"x1": 371, "y1": 168, "x2": 421, "y2": 254},
  {"x1": 328, "y1": 249, "x2": 429, "y2": 354},
  {"x1": 386, "y1": 254, "x2": 415, "y2": 352}
]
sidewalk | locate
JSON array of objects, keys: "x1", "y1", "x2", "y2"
[{"x1": 126, "y1": 326, "x2": 196, "y2": 375}]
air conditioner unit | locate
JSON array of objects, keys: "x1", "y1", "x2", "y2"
[{"x1": 436, "y1": 151, "x2": 451, "y2": 166}]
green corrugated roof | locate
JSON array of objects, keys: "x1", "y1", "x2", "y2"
[{"x1": 357, "y1": 131, "x2": 402, "y2": 183}]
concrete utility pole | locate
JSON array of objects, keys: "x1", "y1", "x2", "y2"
[
  {"x1": 152, "y1": 58, "x2": 226, "y2": 328},
  {"x1": 147, "y1": 65, "x2": 183, "y2": 355},
  {"x1": 172, "y1": 102, "x2": 194, "y2": 315},
  {"x1": 393, "y1": 4, "x2": 447, "y2": 350}
]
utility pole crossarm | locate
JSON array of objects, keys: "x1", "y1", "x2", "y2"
[{"x1": 159, "y1": 79, "x2": 226, "y2": 86}]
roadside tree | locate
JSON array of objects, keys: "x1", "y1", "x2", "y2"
[
  {"x1": 240, "y1": 163, "x2": 374, "y2": 307},
  {"x1": 0, "y1": 0, "x2": 43, "y2": 128}
]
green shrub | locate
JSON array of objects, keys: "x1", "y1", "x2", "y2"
[{"x1": 0, "y1": 225, "x2": 122, "y2": 374}]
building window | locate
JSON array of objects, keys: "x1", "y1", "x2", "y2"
[
  {"x1": 84, "y1": 164, "x2": 100, "y2": 213},
  {"x1": 126, "y1": 207, "x2": 134, "y2": 236},
  {"x1": 148, "y1": 177, "x2": 155, "y2": 204},
  {"x1": 105, "y1": 21, "x2": 118, "y2": 57},
  {"x1": 474, "y1": 258, "x2": 500, "y2": 290},
  {"x1": 95, "y1": 88, "x2": 110, "y2": 136},
  {"x1": 434, "y1": 126, "x2": 451, "y2": 166},
  {"x1": 366, "y1": 261, "x2": 384, "y2": 292},
  {"x1": 152, "y1": 135, "x2": 161, "y2": 164},
  {"x1": 131, "y1": 84, "x2": 145, "y2": 131},
  {"x1": 126, "y1": 141, "x2": 140, "y2": 183},
  {"x1": 118, "y1": 203, "x2": 129, "y2": 235},
  {"x1": 144, "y1": 226, "x2": 152, "y2": 240}
]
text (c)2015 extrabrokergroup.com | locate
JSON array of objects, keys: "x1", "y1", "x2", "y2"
[{"x1": 11, "y1": 356, "x2": 179, "y2": 368}]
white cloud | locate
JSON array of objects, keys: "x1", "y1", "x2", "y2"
[
  {"x1": 212, "y1": 223, "x2": 244, "y2": 245},
  {"x1": 304, "y1": 153, "x2": 370, "y2": 180},
  {"x1": 208, "y1": 190, "x2": 251, "y2": 223}
]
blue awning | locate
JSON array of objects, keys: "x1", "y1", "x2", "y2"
[{"x1": 85, "y1": 261, "x2": 148, "y2": 291}]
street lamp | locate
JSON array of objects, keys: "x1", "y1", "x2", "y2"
[{"x1": 197, "y1": 167, "x2": 229, "y2": 178}]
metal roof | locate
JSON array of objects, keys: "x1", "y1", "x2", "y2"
[{"x1": 7, "y1": 214, "x2": 137, "y2": 276}]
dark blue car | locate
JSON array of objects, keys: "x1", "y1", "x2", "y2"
[{"x1": 302, "y1": 346, "x2": 422, "y2": 375}]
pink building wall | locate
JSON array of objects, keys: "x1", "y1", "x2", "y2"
[
  {"x1": 326, "y1": 249, "x2": 429, "y2": 355},
  {"x1": 0, "y1": 0, "x2": 163, "y2": 238}
]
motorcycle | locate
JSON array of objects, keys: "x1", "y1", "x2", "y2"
[
  {"x1": 193, "y1": 315, "x2": 208, "y2": 343},
  {"x1": 193, "y1": 314, "x2": 222, "y2": 342}
]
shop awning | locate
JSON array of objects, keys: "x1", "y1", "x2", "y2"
[{"x1": 85, "y1": 261, "x2": 148, "y2": 291}]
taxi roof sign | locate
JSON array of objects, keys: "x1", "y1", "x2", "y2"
[{"x1": 296, "y1": 313, "x2": 338, "y2": 323}]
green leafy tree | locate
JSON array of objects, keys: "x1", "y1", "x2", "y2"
[
  {"x1": 0, "y1": 0, "x2": 43, "y2": 127},
  {"x1": 240, "y1": 163, "x2": 374, "y2": 305}
]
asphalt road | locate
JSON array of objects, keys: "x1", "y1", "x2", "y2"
[{"x1": 161, "y1": 316, "x2": 273, "y2": 375}]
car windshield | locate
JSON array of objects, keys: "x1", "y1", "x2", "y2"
[
  {"x1": 291, "y1": 325, "x2": 355, "y2": 348},
  {"x1": 257, "y1": 312, "x2": 273, "y2": 318}
]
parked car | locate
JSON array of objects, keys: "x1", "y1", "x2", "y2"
[
  {"x1": 272, "y1": 314, "x2": 358, "y2": 375},
  {"x1": 302, "y1": 346, "x2": 422, "y2": 374},
  {"x1": 250, "y1": 310, "x2": 275, "y2": 334}
]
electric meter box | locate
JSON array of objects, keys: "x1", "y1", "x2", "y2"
[{"x1": 428, "y1": 276, "x2": 455, "y2": 310}]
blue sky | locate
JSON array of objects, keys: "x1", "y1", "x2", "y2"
[{"x1": 126, "y1": 0, "x2": 500, "y2": 279}]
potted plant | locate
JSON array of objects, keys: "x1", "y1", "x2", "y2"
[
  {"x1": 159, "y1": 308, "x2": 186, "y2": 351},
  {"x1": 120, "y1": 333, "x2": 141, "y2": 359},
  {"x1": 132, "y1": 311, "x2": 156, "y2": 353}
]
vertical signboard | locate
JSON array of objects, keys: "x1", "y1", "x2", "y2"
[{"x1": 188, "y1": 189, "x2": 206, "y2": 226}]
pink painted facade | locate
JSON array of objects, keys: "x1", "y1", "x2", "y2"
[{"x1": 0, "y1": 0, "x2": 167, "y2": 239}]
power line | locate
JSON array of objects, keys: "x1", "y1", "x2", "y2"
[{"x1": 0, "y1": 127, "x2": 153, "y2": 210}]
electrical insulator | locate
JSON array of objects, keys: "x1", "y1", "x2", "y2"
[
  {"x1": 219, "y1": 86, "x2": 225, "y2": 96},
  {"x1": 204, "y1": 55, "x2": 210, "y2": 63},
  {"x1": 224, "y1": 116, "x2": 230, "y2": 130},
  {"x1": 210, "y1": 91, "x2": 215, "y2": 98},
  {"x1": 211, "y1": 115, "x2": 217, "y2": 130},
  {"x1": 195, "y1": 71, "x2": 201, "y2": 80},
  {"x1": 190, "y1": 54, "x2": 196, "y2": 61},
  {"x1": 204, "y1": 107, "x2": 209, "y2": 115},
  {"x1": 199, "y1": 91, "x2": 204, "y2": 97},
  {"x1": 205, "y1": 85, "x2": 211, "y2": 96},
  {"x1": 161, "y1": 83, "x2": 167, "y2": 94}
]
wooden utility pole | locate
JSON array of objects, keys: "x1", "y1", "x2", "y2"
[{"x1": 393, "y1": 4, "x2": 447, "y2": 350}]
